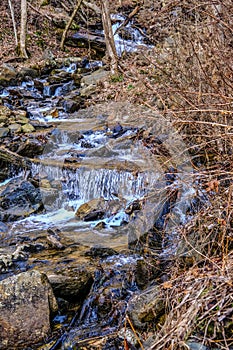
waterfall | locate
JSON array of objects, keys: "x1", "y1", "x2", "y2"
[{"x1": 32, "y1": 163, "x2": 157, "y2": 211}]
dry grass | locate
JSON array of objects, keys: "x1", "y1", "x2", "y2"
[
  {"x1": 102, "y1": 1, "x2": 233, "y2": 348},
  {"x1": 147, "y1": 254, "x2": 233, "y2": 350}
]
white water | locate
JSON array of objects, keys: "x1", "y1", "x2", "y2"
[{"x1": 111, "y1": 14, "x2": 153, "y2": 56}]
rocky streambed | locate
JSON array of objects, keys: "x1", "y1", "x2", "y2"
[{"x1": 0, "y1": 43, "x2": 203, "y2": 349}]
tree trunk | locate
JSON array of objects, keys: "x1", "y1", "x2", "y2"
[
  {"x1": 19, "y1": 0, "x2": 28, "y2": 58},
  {"x1": 8, "y1": 0, "x2": 18, "y2": 46},
  {"x1": 101, "y1": 0, "x2": 118, "y2": 74},
  {"x1": 60, "y1": 0, "x2": 83, "y2": 50}
]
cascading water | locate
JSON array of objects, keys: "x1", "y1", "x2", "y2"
[{"x1": 0, "y1": 38, "x2": 200, "y2": 348}]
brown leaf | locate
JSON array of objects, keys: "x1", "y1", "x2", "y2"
[
  {"x1": 162, "y1": 281, "x2": 173, "y2": 289},
  {"x1": 206, "y1": 180, "x2": 219, "y2": 193},
  {"x1": 50, "y1": 108, "x2": 59, "y2": 118}
]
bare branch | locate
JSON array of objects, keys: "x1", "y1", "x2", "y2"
[{"x1": 60, "y1": 0, "x2": 83, "y2": 51}]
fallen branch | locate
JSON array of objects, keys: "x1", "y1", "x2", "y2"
[
  {"x1": 28, "y1": 2, "x2": 52, "y2": 21},
  {"x1": 60, "y1": 0, "x2": 83, "y2": 50}
]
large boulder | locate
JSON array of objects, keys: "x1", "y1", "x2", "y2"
[{"x1": 0, "y1": 270, "x2": 57, "y2": 349}]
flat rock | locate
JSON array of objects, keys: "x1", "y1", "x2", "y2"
[
  {"x1": 81, "y1": 68, "x2": 109, "y2": 87},
  {"x1": 0, "y1": 270, "x2": 57, "y2": 349}
]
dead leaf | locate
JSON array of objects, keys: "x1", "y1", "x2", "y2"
[
  {"x1": 162, "y1": 281, "x2": 173, "y2": 289},
  {"x1": 50, "y1": 108, "x2": 59, "y2": 118},
  {"x1": 206, "y1": 180, "x2": 219, "y2": 193}
]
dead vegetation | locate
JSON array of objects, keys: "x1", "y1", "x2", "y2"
[
  {"x1": 98, "y1": 1, "x2": 233, "y2": 348},
  {"x1": 137, "y1": 1, "x2": 233, "y2": 348}
]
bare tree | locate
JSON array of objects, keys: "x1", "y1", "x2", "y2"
[
  {"x1": 8, "y1": 0, "x2": 18, "y2": 46},
  {"x1": 19, "y1": 0, "x2": 28, "y2": 58},
  {"x1": 101, "y1": 0, "x2": 118, "y2": 74}
]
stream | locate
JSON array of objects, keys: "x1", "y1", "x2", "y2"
[{"x1": 0, "y1": 17, "x2": 201, "y2": 350}]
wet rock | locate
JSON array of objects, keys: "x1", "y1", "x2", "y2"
[
  {"x1": 75, "y1": 198, "x2": 106, "y2": 221},
  {"x1": 64, "y1": 156, "x2": 80, "y2": 164},
  {"x1": 48, "y1": 269, "x2": 93, "y2": 303},
  {"x1": 85, "y1": 246, "x2": 118, "y2": 258},
  {"x1": 107, "y1": 211, "x2": 129, "y2": 227},
  {"x1": 47, "y1": 70, "x2": 72, "y2": 84},
  {"x1": 46, "y1": 234, "x2": 65, "y2": 250},
  {"x1": 16, "y1": 138, "x2": 44, "y2": 157},
  {"x1": 0, "y1": 64, "x2": 17, "y2": 86},
  {"x1": 62, "y1": 254, "x2": 139, "y2": 346},
  {"x1": 0, "y1": 245, "x2": 28, "y2": 274},
  {"x1": 40, "y1": 179, "x2": 51, "y2": 189},
  {"x1": 127, "y1": 286, "x2": 165, "y2": 328},
  {"x1": 94, "y1": 221, "x2": 107, "y2": 229},
  {"x1": 0, "y1": 222, "x2": 8, "y2": 233},
  {"x1": 0, "y1": 179, "x2": 43, "y2": 222},
  {"x1": 0, "y1": 128, "x2": 9, "y2": 138},
  {"x1": 40, "y1": 187, "x2": 60, "y2": 210},
  {"x1": 112, "y1": 122, "x2": 123, "y2": 134},
  {"x1": 43, "y1": 83, "x2": 63, "y2": 97},
  {"x1": 0, "y1": 270, "x2": 57, "y2": 349},
  {"x1": 21, "y1": 123, "x2": 35, "y2": 133},
  {"x1": 17, "y1": 67, "x2": 38, "y2": 80},
  {"x1": 63, "y1": 97, "x2": 81, "y2": 113},
  {"x1": 81, "y1": 140, "x2": 95, "y2": 148},
  {"x1": 125, "y1": 199, "x2": 142, "y2": 215},
  {"x1": 34, "y1": 79, "x2": 44, "y2": 92},
  {"x1": 118, "y1": 27, "x2": 135, "y2": 41},
  {"x1": 51, "y1": 128, "x2": 83, "y2": 144}
]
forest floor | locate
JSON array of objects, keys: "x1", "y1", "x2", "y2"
[{"x1": 1, "y1": 0, "x2": 233, "y2": 348}]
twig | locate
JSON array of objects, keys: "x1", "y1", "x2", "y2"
[
  {"x1": 173, "y1": 119, "x2": 233, "y2": 128},
  {"x1": 28, "y1": 2, "x2": 52, "y2": 21},
  {"x1": 126, "y1": 315, "x2": 145, "y2": 350},
  {"x1": 114, "y1": 6, "x2": 140, "y2": 36}
]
